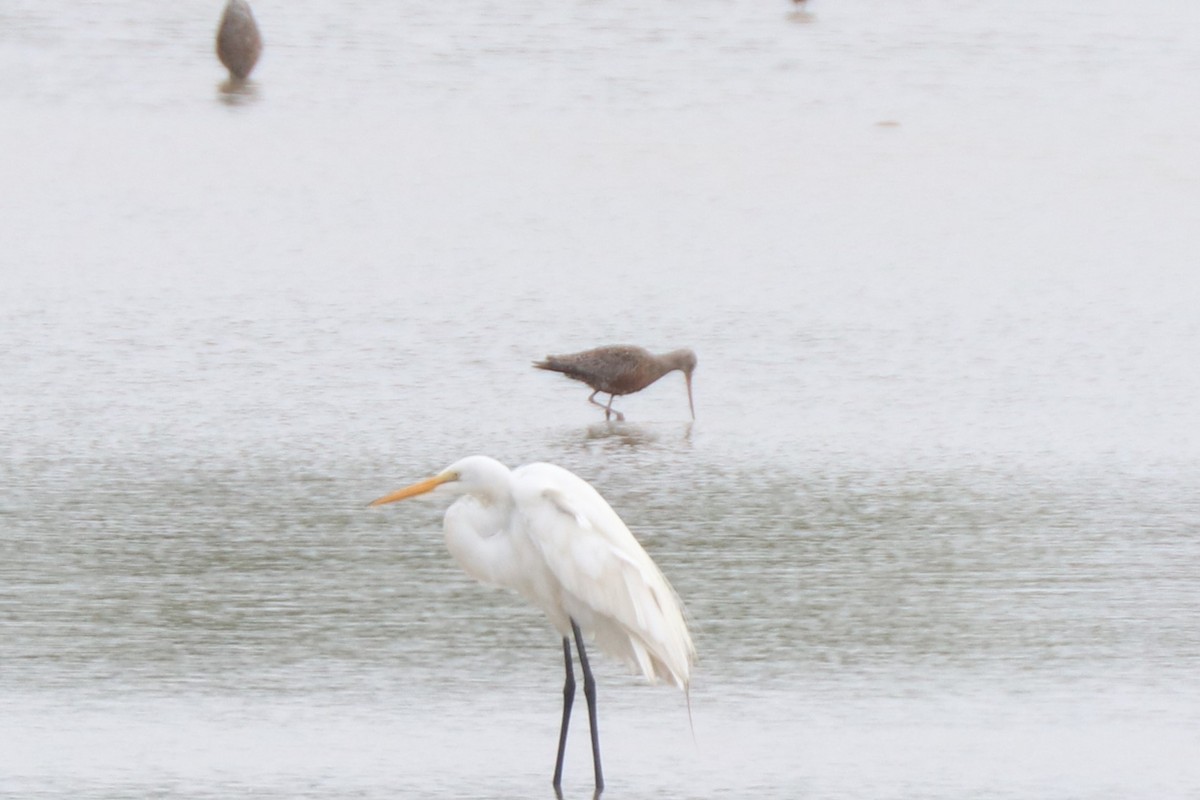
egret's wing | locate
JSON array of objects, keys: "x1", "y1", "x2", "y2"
[{"x1": 512, "y1": 463, "x2": 694, "y2": 688}]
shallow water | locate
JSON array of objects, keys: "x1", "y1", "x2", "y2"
[{"x1": 3, "y1": 0, "x2": 1200, "y2": 797}]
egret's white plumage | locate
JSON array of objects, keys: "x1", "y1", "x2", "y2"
[{"x1": 370, "y1": 454, "x2": 695, "y2": 793}]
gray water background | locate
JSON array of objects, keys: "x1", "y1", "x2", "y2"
[{"x1": 2, "y1": 0, "x2": 1199, "y2": 797}]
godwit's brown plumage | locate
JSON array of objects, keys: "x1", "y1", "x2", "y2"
[
  {"x1": 534, "y1": 345, "x2": 697, "y2": 422},
  {"x1": 216, "y1": 0, "x2": 263, "y2": 81}
]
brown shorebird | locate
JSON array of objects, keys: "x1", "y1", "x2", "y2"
[
  {"x1": 534, "y1": 345, "x2": 697, "y2": 422},
  {"x1": 216, "y1": 0, "x2": 263, "y2": 81}
]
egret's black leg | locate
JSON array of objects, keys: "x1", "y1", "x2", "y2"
[
  {"x1": 553, "y1": 634, "x2": 575, "y2": 797},
  {"x1": 572, "y1": 620, "x2": 604, "y2": 796}
]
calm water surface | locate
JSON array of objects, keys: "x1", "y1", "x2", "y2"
[{"x1": 2, "y1": 1, "x2": 1199, "y2": 798}]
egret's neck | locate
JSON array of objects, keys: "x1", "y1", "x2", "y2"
[{"x1": 442, "y1": 493, "x2": 519, "y2": 589}]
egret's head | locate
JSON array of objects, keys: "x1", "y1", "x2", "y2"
[{"x1": 370, "y1": 455, "x2": 510, "y2": 507}]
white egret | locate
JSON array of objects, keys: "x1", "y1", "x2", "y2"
[{"x1": 370, "y1": 455, "x2": 695, "y2": 796}]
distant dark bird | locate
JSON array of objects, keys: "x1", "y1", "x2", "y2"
[
  {"x1": 216, "y1": 0, "x2": 263, "y2": 81},
  {"x1": 535, "y1": 345, "x2": 697, "y2": 422}
]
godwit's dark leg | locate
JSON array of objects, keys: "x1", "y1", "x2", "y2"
[
  {"x1": 553, "y1": 635, "x2": 576, "y2": 796},
  {"x1": 604, "y1": 394, "x2": 625, "y2": 422},
  {"x1": 571, "y1": 619, "x2": 604, "y2": 796},
  {"x1": 587, "y1": 389, "x2": 612, "y2": 420}
]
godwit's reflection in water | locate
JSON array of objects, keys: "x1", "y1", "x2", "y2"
[{"x1": 217, "y1": 77, "x2": 259, "y2": 106}]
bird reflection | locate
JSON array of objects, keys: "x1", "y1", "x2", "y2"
[
  {"x1": 574, "y1": 420, "x2": 694, "y2": 451},
  {"x1": 788, "y1": 0, "x2": 815, "y2": 23},
  {"x1": 583, "y1": 422, "x2": 660, "y2": 449},
  {"x1": 217, "y1": 78, "x2": 259, "y2": 105}
]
